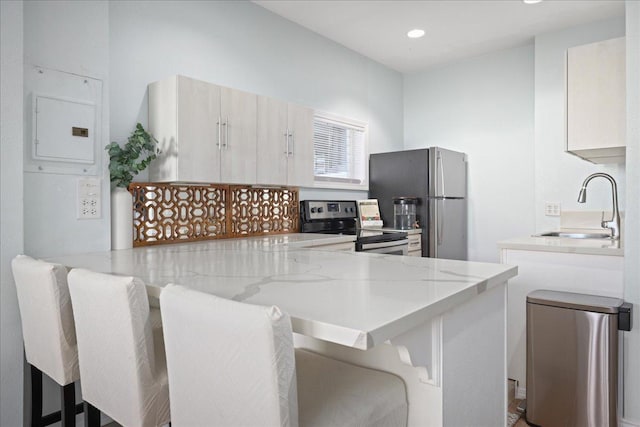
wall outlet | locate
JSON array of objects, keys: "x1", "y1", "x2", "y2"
[
  {"x1": 77, "y1": 177, "x2": 101, "y2": 219},
  {"x1": 544, "y1": 202, "x2": 561, "y2": 217}
]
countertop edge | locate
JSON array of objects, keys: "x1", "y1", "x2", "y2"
[
  {"x1": 497, "y1": 239, "x2": 624, "y2": 257},
  {"x1": 366, "y1": 264, "x2": 518, "y2": 348}
]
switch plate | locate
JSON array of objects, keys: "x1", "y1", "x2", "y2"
[
  {"x1": 77, "y1": 177, "x2": 101, "y2": 219},
  {"x1": 544, "y1": 202, "x2": 561, "y2": 217}
]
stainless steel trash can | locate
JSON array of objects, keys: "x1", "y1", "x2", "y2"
[{"x1": 526, "y1": 290, "x2": 632, "y2": 427}]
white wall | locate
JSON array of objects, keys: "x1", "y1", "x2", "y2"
[
  {"x1": 21, "y1": 0, "x2": 110, "y2": 421},
  {"x1": 534, "y1": 17, "x2": 626, "y2": 233},
  {"x1": 404, "y1": 45, "x2": 535, "y2": 262},
  {"x1": 23, "y1": 0, "x2": 111, "y2": 259},
  {"x1": 109, "y1": 0, "x2": 404, "y2": 201},
  {"x1": 1, "y1": 2, "x2": 25, "y2": 426},
  {"x1": 623, "y1": 1, "x2": 639, "y2": 423}
]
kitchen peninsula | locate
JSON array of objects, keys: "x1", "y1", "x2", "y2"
[{"x1": 48, "y1": 234, "x2": 517, "y2": 426}]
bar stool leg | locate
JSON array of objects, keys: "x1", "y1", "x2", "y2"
[
  {"x1": 60, "y1": 383, "x2": 75, "y2": 427},
  {"x1": 30, "y1": 364, "x2": 43, "y2": 427},
  {"x1": 83, "y1": 401, "x2": 100, "y2": 427}
]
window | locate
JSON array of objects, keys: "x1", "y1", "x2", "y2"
[{"x1": 313, "y1": 113, "x2": 368, "y2": 190}]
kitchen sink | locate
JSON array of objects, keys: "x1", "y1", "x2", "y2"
[{"x1": 535, "y1": 231, "x2": 612, "y2": 239}]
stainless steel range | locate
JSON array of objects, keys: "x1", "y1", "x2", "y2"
[{"x1": 300, "y1": 200, "x2": 409, "y2": 255}]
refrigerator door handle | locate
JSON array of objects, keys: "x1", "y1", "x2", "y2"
[
  {"x1": 437, "y1": 152, "x2": 446, "y2": 197},
  {"x1": 430, "y1": 198, "x2": 440, "y2": 257},
  {"x1": 438, "y1": 199, "x2": 445, "y2": 246}
]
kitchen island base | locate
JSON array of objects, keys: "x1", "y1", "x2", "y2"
[
  {"x1": 294, "y1": 282, "x2": 507, "y2": 427},
  {"x1": 45, "y1": 237, "x2": 516, "y2": 426}
]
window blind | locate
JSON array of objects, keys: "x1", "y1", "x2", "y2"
[{"x1": 313, "y1": 115, "x2": 366, "y2": 185}]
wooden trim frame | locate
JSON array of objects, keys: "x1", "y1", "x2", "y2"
[{"x1": 130, "y1": 183, "x2": 299, "y2": 247}]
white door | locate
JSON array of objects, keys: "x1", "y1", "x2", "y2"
[
  {"x1": 220, "y1": 87, "x2": 257, "y2": 184},
  {"x1": 177, "y1": 76, "x2": 221, "y2": 182},
  {"x1": 256, "y1": 96, "x2": 288, "y2": 185},
  {"x1": 287, "y1": 103, "x2": 314, "y2": 187}
]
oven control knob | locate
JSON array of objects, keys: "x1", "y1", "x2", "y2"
[
  {"x1": 317, "y1": 207, "x2": 324, "y2": 213},
  {"x1": 310, "y1": 207, "x2": 317, "y2": 213}
]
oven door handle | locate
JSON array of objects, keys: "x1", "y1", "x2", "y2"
[{"x1": 359, "y1": 238, "x2": 409, "y2": 250}]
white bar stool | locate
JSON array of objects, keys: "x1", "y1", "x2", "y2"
[
  {"x1": 11, "y1": 255, "x2": 83, "y2": 427},
  {"x1": 67, "y1": 269, "x2": 170, "y2": 427},
  {"x1": 159, "y1": 284, "x2": 408, "y2": 427}
]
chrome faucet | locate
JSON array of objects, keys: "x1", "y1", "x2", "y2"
[{"x1": 577, "y1": 173, "x2": 620, "y2": 239}]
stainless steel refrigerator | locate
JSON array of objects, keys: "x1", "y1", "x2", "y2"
[{"x1": 369, "y1": 147, "x2": 467, "y2": 259}]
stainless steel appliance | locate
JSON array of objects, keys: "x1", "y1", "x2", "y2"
[
  {"x1": 526, "y1": 290, "x2": 633, "y2": 427},
  {"x1": 300, "y1": 200, "x2": 409, "y2": 255},
  {"x1": 369, "y1": 147, "x2": 467, "y2": 259}
]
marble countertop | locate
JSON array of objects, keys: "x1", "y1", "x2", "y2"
[
  {"x1": 47, "y1": 234, "x2": 517, "y2": 350},
  {"x1": 498, "y1": 234, "x2": 623, "y2": 256}
]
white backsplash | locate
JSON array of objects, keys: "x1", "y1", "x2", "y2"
[{"x1": 560, "y1": 210, "x2": 625, "y2": 232}]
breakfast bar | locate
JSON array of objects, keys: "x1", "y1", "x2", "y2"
[{"x1": 47, "y1": 234, "x2": 517, "y2": 426}]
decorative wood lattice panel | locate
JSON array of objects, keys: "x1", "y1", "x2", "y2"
[
  {"x1": 131, "y1": 183, "x2": 227, "y2": 246},
  {"x1": 230, "y1": 186, "x2": 299, "y2": 236},
  {"x1": 130, "y1": 183, "x2": 299, "y2": 247}
]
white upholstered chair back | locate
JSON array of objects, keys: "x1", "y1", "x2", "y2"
[
  {"x1": 11, "y1": 254, "x2": 79, "y2": 385},
  {"x1": 67, "y1": 269, "x2": 170, "y2": 427},
  {"x1": 160, "y1": 284, "x2": 298, "y2": 427}
]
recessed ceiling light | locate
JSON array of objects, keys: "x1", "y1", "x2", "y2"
[
  {"x1": 523, "y1": 0, "x2": 543, "y2": 4},
  {"x1": 407, "y1": 29, "x2": 425, "y2": 39}
]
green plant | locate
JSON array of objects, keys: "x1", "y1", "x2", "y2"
[{"x1": 106, "y1": 123, "x2": 160, "y2": 190}]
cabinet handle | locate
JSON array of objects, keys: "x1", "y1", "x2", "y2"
[
  {"x1": 284, "y1": 130, "x2": 289, "y2": 156},
  {"x1": 288, "y1": 132, "x2": 294, "y2": 156},
  {"x1": 224, "y1": 116, "x2": 229, "y2": 149},
  {"x1": 217, "y1": 117, "x2": 222, "y2": 150}
]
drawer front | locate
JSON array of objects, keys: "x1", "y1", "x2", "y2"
[
  {"x1": 408, "y1": 234, "x2": 422, "y2": 257},
  {"x1": 408, "y1": 234, "x2": 421, "y2": 250}
]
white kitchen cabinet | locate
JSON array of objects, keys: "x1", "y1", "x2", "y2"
[
  {"x1": 566, "y1": 37, "x2": 626, "y2": 163},
  {"x1": 500, "y1": 246, "x2": 623, "y2": 399},
  {"x1": 220, "y1": 87, "x2": 257, "y2": 183},
  {"x1": 407, "y1": 233, "x2": 422, "y2": 257},
  {"x1": 256, "y1": 96, "x2": 314, "y2": 187},
  {"x1": 148, "y1": 75, "x2": 257, "y2": 183}
]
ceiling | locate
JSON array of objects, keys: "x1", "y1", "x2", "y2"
[{"x1": 253, "y1": 0, "x2": 625, "y2": 73}]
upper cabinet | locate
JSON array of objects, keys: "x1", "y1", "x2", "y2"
[
  {"x1": 149, "y1": 75, "x2": 314, "y2": 187},
  {"x1": 256, "y1": 96, "x2": 314, "y2": 187},
  {"x1": 566, "y1": 37, "x2": 626, "y2": 164},
  {"x1": 148, "y1": 75, "x2": 257, "y2": 183}
]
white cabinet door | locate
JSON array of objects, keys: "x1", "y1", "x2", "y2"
[
  {"x1": 257, "y1": 99, "x2": 314, "y2": 187},
  {"x1": 148, "y1": 76, "x2": 178, "y2": 181},
  {"x1": 256, "y1": 96, "x2": 288, "y2": 186},
  {"x1": 177, "y1": 76, "x2": 221, "y2": 182},
  {"x1": 287, "y1": 103, "x2": 314, "y2": 187},
  {"x1": 149, "y1": 75, "x2": 221, "y2": 182},
  {"x1": 220, "y1": 87, "x2": 257, "y2": 184},
  {"x1": 566, "y1": 37, "x2": 625, "y2": 163}
]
